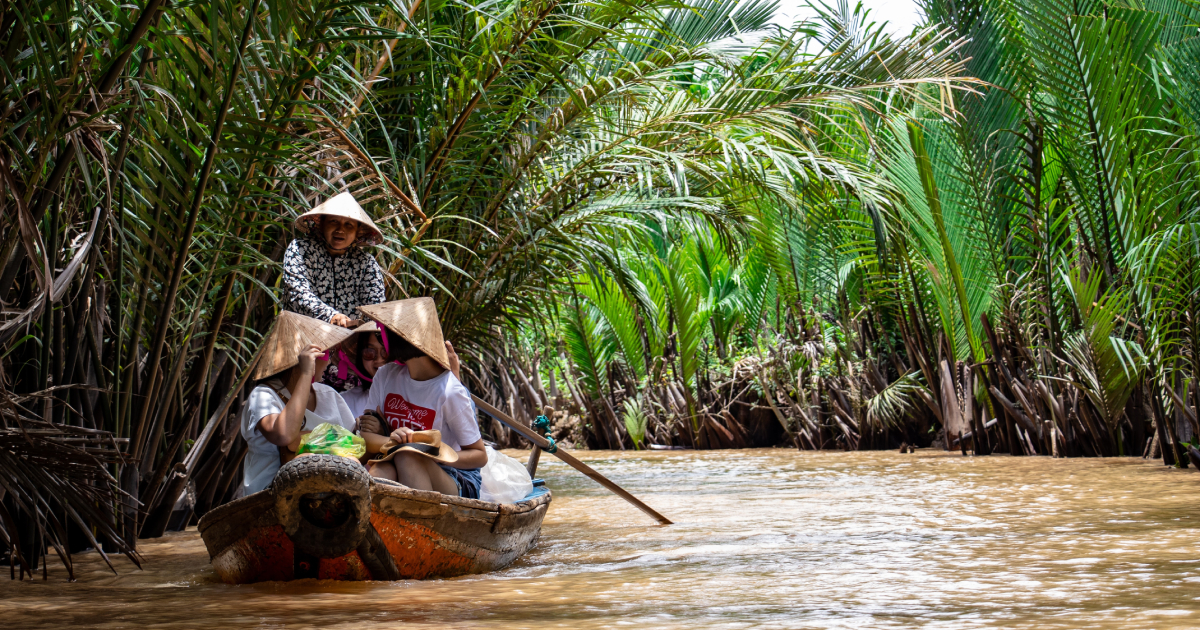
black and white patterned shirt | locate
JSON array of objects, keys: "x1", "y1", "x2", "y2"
[{"x1": 281, "y1": 236, "x2": 385, "y2": 322}]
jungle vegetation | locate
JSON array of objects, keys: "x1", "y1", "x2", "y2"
[{"x1": 0, "y1": 0, "x2": 1198, "y2": 577}]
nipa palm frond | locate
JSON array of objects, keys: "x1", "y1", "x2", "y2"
[
  {"x1": 866, "y1": 371, "x2": 928, "y2": 430},
  {"x1": 1061, "y1": 269, "x2": 1147, "y2": 429}
]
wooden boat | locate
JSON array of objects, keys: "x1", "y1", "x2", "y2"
[{"x1": 197, "y1": 454, "x2": 550, "y2": 583}]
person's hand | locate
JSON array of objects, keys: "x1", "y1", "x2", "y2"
[
  {"x1": 296, "y1": 344, "x2": 323, "y2": 377},
  {"x1": 388, "y1": 426, "x2": 415, "y2": 444},
  {"x1": 358, "y1": 413, "x2": 383, "y2": 436},
  {"x1": 446, "y1": 340, "x2": 461, "y2": 380},
  {"x1": 330, "y1": 313, "x2": 353, "y2": 328}
]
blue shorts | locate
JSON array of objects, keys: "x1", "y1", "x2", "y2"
[{"x1": 438, "y1": 465, "x2": 482, "y2": 500}]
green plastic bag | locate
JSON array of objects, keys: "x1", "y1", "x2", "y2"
[{"x1": 296, "y1": 422, "x2": 366, "y2": 460}]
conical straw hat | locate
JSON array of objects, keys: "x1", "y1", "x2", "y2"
[
  {"x1": 359, "y1": 298, "x2": 451, "y2": 371},
  {"x1": 350, "y1": 321, "x2": 379, "y2": 334},
  {"x1": 295, "y1": 191, "x2": 383, "y2": 247},
  {"x1": 253, "y1": 311, "x2": 355, "y2": 381}
]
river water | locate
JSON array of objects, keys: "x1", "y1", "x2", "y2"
[{"x1": 3, "y1": 449, "x2": 1199, "y2": 628}]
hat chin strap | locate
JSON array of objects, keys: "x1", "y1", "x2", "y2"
[
  {"x1": 402, "y1": 443, "x2": 439, "y2": 456},
  {"x1": 384, "y1": 442, "x2": 439, "y2": 457},
  {"x1": 378, "y1": 329, "x2": 404, "y2": 365},
  {"x1": 336, "y1": 349, "x2": 373, "y2": 382}
]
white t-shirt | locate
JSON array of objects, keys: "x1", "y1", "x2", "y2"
[
  {"x1": 365, "y1": 363, "x2": 481, "y2": 451},
  {"x1": 240, "y1": 381, "x2": 356, "y2": 495},
  {"x1": 341, "y1": 385, "x2": 370, "y2": 418}
]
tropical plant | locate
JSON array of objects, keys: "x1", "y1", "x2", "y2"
[
  {"x1": 622, "y1": 397, "x2": 650, "y2": 450},
  {"x1": 537, "y1": 0, "x2": 1200, "y2": 460},
  {"x1": 866, "y1": 372, "x2": 927, "y2": 431},
  {"x1": 1062, "y1": 269, "x2": 1147, "y2": 442},
  {"x1": 8, "y1": 0, "x2": 1199, "y2": 579}
]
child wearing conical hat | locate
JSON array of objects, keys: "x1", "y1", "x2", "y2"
[
  {"x1": 357, "y1": 298, "x2": 486, "y2": 499},
  {"x1": 282, "y1": 192, "x2": 386, "y2": 330},
  {"x1": 335, "y1": 321, "x2": 465, "y2": 420},
  {"x1": 239, "y1": 311, "x2": 362, "y2": 495},
  {"x1": 335, "y1": 322, "x2": 388, "y2": 419}
]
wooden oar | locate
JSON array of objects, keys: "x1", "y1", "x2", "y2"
[{"x1": 472, "y1": 395, "x2": 673, "y2": 525}]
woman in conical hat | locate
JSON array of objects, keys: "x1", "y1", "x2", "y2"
[
  {"x1": 355, "y1": 298, "x2": 487, "y2": 499},
  {"x1": 281, "y1": 191, "x2": 386, "y2": 330},
  {"x1": 238, "y1": 311, "x2": 362, "y2": 495}
]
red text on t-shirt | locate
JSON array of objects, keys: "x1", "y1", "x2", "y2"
[{"x1": 383, "y1": 393, "x2": 435, "y2": 431}]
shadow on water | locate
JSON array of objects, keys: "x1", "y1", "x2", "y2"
[{"x1": 3, "y1": 449, "x2": 1200, "y2": 629}]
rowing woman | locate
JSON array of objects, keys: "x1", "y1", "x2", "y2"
[{"x1": 282, "y1": 191, "x2": 385, "y2": 329}]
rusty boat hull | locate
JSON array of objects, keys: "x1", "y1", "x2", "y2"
[{"x1": 197, "y1": 457, "x2": 551, "y2": 583}]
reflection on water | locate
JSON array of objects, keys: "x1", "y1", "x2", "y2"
[{"x1": 4, "y1": 450, "x2": 1200, "y2": 629}]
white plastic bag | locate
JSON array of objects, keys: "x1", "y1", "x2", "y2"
[{"x1": 478, "y1": 445, "x2": 533, "y2": 503}]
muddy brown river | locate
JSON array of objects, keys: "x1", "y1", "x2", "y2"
[{"x1": 3, "y1": 449, "x2": 1199, "y2": 628}]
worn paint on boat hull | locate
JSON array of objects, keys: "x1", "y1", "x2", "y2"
[{"x1": 199, "y1": 476, "x2": 550, "y2": 583}]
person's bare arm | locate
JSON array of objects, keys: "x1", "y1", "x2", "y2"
[
  {"x1": 447, "y1": 439, "x2": 487, "y2": 469},
  {"x1": 279, "y1": 431, "x2": 311, "y2": 464},
  {"x1": 359, "y1": 432, "x2": 390, "y2": 462},
  {"x1": 446, "y1": 341, "x2": 461, "y2": 380},
  {"x1": 256, "y1": 344, "x2": 321, "y2": 446}
]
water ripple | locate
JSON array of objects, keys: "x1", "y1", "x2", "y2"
[{"x1": 2, "y1": 450, "x2": 1198, "y2": 629}]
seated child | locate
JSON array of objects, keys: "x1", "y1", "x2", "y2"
[
  {"x1": 335, "y1": 322, "x2": 389, "y2": 418},
  {"x1": 239, "y1": 311, "x2": 360, "y2": 495},
  {"x1": 359, "y1": 298, "x2": 486, "y2": 499},
  {"x1": 338, "y1": 322, "x2": 466, "y2": 418}
]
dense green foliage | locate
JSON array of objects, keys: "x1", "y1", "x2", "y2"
[
  {"x1": 0, "y1": 0, "x2": 1197, "y2": 576},
  {"x1": 544, "y1": 0, "x2": 1200, "y2": 456}
]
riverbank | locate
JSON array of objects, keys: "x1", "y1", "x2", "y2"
[{"x1": 4, "y1": 449, "x2": 1199, "y2": 629}]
